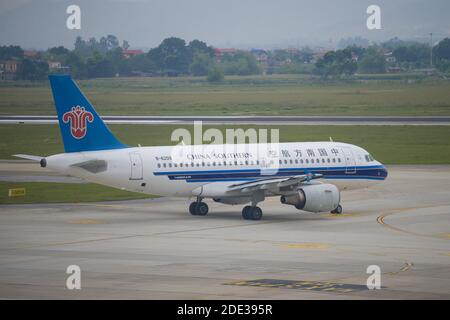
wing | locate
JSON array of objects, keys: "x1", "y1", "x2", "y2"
[{"x1": 226, "y1": 173, "x2": 323, "y2": 195}]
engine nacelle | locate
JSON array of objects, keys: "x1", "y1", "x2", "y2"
[{"x1": 280, "y1": 183, "x2": 340, "y2": 213}]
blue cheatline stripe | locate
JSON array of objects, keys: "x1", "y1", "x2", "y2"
[
  {"x1": 184, "y1": 176, "x2": 385, "y2": 183},
  {"x1": 186, "y1": 178, "x2": 258, "y2": 183},
  {"x1": 152, "y1": 165, "x2": 387, "y2": 184},
  {"x1": 153, "y1": 165, "x2": 384, "y2": 176}
]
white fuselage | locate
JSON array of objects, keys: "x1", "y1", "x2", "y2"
[{"x1": 44, "y1": 141, "x2": 387, "y2": 198}]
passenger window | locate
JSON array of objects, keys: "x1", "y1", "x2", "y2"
[
  {"x1": 157, "y1": 163, "x2": 161, "y2": 168},
  {"x1": 306, "y1": 159, "x2": 309, "y2": 164},
  {"x1": 163, "y1": 163, "x2": 166, "y2": 168}
]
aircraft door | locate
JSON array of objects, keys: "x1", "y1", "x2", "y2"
[
  {"x1": 341, "y1": 147, "x2": 356, "y2": 174},
  {"x1": 129, "y1": 152, "x2": 143, "y2": 180}
]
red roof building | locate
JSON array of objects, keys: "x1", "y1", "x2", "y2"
[
  {"x1": 214, "y1": 48, "x2": 236, "y2": 59},
  {"x1": 122, "y1": 49, "x2": 144, "y2": 59}
]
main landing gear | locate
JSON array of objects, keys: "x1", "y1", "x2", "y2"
[
  {"x1": 242, "y1": 191, "x2": 265, "y2": 220},
  {"x1": 331, "y1": 204, "x2": 343, "y2": 214},
  {"x1": 189, "y1": 198, "x2": 209, "y2": 216},
  {"x1": 242, "y1": 206, "x2": 263, "y2": 220}
]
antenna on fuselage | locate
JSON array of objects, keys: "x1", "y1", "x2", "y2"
[{"x1": 329, "y1": 136, "x2": 334, "y2": 142}]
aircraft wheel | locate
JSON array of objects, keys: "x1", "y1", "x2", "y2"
[
  {"x1": 242, "y1": 206, "x2": 263, "y2": 220},
  {"x1": 250, "y1": 206, "x2": 263, "y2": 220},
  {"x1": 331, "y1": 205, "x2": 343, "y2": 214},
  {"x1": 189, "y1": 202, "x2": 198, "y2": 215},
  {"x1": 196, "y1": 202, "x2": 209, "y2": 216},
  {"x1": 242, "y1": 206, "x2": 252, "y2": 220}
]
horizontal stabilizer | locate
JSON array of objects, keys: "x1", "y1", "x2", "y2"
[{"x1": 13, "y1": 154, "x2": 43, "y2": 162}]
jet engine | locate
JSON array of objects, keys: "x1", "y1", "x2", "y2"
[{"x1": 280, "y1": 184, "x2": 340, "y2": 213}]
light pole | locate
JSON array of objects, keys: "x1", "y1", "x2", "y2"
[{"x1": 430, "y1": 32, "x2": 433, "y2": 68}]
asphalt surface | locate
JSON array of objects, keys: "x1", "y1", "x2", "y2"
[
  {"x1": 2, "y1": 115, "x2": 450, "y2": 125},
  {"x1": 0, "y1": 165, "x2": 449, "y2": 299}
]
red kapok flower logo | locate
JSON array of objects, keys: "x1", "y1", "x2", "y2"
[{"x1": 62, "y1": 106, "x2": 94, "y2": 139}]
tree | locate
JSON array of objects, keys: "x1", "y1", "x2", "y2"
[
  {"x1": 17, "y1": 58, "x2": 49, "y2": 81},
  {"x1": 48, "y1": 46, "x2": 69, "y2": 56},
  {"x1": 86, "y1": 52, "x2": 115, "y2": 78},
  {"x1": 149, "y1": 37, "x2": 190, "y2": 74},
  {"x1": 207, "y1": 64, "x2": 224, "y2": 83},
  {"x1": 220, "y1": 51, "x2": 260, "y2": 75},
  {"x1": 0, "y1": 45, "x2": 24, "y2": 60},
  {"x1": 189, "y1": 51, "x2": 212, "y2": 76},
  {"x1": 358, "y1": 47, "x2": 386, "y2": 74},
  {"x1": 188, "y1": 40, "x2": 214, "y2": 57},
  {"x1": 393, "y1": 44, "x2": 429, "y2": 68},
  {"x1": 64, "y1": 51, "x2": 86, "y2": 78},
  {"x1": 435, "y1": 38, "x2": 450, "y2": 61},
  {"x1": 130, "y1": 54, "x2": 157, "y2": 73},
  {"x1": 435, "y1": 38, "x2": 450, "y2": 72},
  {"x1": 314, "y1": 48, "x2": 357, "y2": 77},
  {"x1": 106, "y1": 47, "x2": 131, "y2": 76}
]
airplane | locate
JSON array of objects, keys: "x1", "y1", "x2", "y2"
[{"x1": 15, "y1": 75, "x2": 388, "y2": 220}]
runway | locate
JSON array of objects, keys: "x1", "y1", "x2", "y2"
[
  {"x1": 2, "y1": 115, "x2": 450, "y2": 125},
  {"x1": 0, "y1": 165, "x2": 449, "y2": 299}
]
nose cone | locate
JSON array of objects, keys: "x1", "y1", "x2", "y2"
[{"x1": 380, "y1": 165, "x2": 388, "y2": 179}]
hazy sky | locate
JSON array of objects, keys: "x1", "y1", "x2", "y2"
[{"x1": 0, "y1": 0, "x2": 449, "y2": 50}]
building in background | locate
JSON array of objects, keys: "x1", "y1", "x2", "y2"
[
  {"x1": 0, "y1": 59, "x2": 20, "y2": 80},
  {"x1": 122, "y1": 49, "x2": 144, "y2": 59}
]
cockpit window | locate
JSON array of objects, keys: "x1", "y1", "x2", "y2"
[{"x1": 365, "y1": 154, "x2": 374, "y2": 162}]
